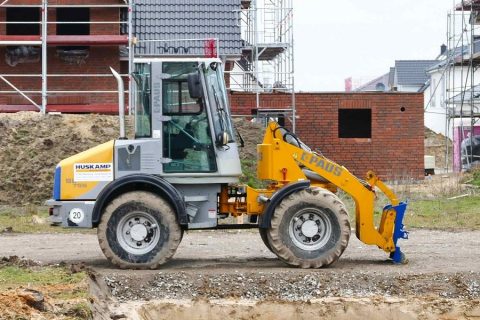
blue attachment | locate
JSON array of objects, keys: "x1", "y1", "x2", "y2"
[
  {"x1": 53, "y1": 166, "x2": 61, "y2": 200},
  {"x1": 383, "y1": 201, "x2": 409, "y2": 263}
]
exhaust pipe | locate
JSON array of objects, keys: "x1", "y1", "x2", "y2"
[{"x1": 110, "y1": 67, "x2": 126, "y2": 139}]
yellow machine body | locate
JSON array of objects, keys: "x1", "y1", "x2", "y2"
[
  {"x1": 56, "y1": 141, "x2": 114, "y2": 200},
  {"x1": 227, "y1": 122, "x2": 406, "y2": 254}
]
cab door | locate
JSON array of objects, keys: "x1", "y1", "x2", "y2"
[{"x1": 159, "y1": 62, "x2": 217, "y2": 173}]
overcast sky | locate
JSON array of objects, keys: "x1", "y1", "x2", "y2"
[{"x1": 293, "y1": 0, "x2": 456, "y2": 91}]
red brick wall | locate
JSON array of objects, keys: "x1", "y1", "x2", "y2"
[
  {"x1": 0, "y1": 0, "x2": 121, "y2": 106},
  {"x1": 229, "y1": 92, "x2": 425, "y2": 180}
]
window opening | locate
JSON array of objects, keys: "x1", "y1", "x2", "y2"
[
  {"x1": 338, "y1": 109, "x2": 372, "y2": 138},
  {"x1": 5, "y1": 8, "x2": 40, "y2": 67},
  {"x1": 56, "y1": 8, "x2": 90, "y2": 64}
]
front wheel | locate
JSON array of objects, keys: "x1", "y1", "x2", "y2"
[
  {"x1": 97, "y1": 191, "x2": 182, "y2": 269},
  {"x1": 266, "y1": 188, "x2": 350, "y2": 268}
]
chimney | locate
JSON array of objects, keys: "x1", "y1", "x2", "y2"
[{"x1": 441, "y1": 44, "x2": 447, "y2": 56}]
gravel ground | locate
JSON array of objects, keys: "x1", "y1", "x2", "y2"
[
  {"x1": 1, "y1": 229, "x2": 479, "y2": 319},
  {"x1": 105, "y1": 270, "x2": 480, "y2": 302},
  {"x1": 1, "y1": 229, "x2": 479, "y2": 274}
]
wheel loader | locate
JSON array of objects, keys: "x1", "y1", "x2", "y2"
[{"x1": 46, "y1": 58, "x2": 408, "y2": 269}]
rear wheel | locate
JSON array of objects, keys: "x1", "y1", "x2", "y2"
[
  {"x1": 266, "y1": 188, "x2": 350, "y2": 268},
  {"x1": 97, "y1": 191, "x2": 182, "y2": 269}
]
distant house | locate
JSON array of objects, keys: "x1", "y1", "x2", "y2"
[
  {"x1": 356, "y1": 60, "x2": 441, "y2": 134},
  {"x1": 354, "y1": 69, "x2": 393, "y2": 92},
  {"x1": 425, "y1": 42, "x2": 480, "y2": 137},
  {"x1": 356, "y1": 60, "x2": 437, "y2": 93},
  {"x1": 393, "y1": 60, "x2": 438, "y2": 92}
]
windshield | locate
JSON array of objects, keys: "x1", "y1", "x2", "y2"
[
  {"x1": 204, "y1": 62, "x2": 235, "y2": 143},
  {"x1": 132, "y1": 63, "x2": 151, "y2": 138}
]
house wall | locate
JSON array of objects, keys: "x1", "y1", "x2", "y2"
[
  {"x1": 229, "y1": 92, "x2": 425, "y2": 180},
  {"x1": 396, "y1": 85, "x2": 422, "y2": 92},
  {"x1": 0, "y1": 0, "x2": 121, "y2": 107},
  {"x1": 425, "y1": 66, "x2": 480, "y2": 137}
]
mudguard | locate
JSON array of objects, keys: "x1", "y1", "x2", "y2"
[
  {"x1": 259, "y1": 180, "x2": 311, "y2": 229},
  {"x1": 91, "y1": 174, "x2": 188, "y2": 227}
]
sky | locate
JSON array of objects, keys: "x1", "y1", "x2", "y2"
[{"x1": 293, "y1": 0, "x2": 456, "y2": 92}]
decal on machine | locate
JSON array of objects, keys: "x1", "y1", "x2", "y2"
[{"x1": 74, "y1": 163, "x2": 113, "y2": 182}]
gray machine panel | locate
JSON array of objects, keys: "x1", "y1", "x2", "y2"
[
  {"x1": 151, "y1": 62, "x2": 164, "y2": 137},
  {"x1": 174, "y1": 183, "x2": 221, "y2": 229},
  {"x1": 115, "y1": 139, "x2": 163, "y2": 178}
]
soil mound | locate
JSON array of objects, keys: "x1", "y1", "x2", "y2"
[
  {"x1": 0, "y1": 112, "x2": 262, "y2": 205},
  {"x1": 0, "y1": 112, "x2": 125, "y2": 205}
]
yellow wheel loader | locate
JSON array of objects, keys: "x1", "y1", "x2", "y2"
[{"x1": 46, "y1": 58, "x2": 408, "y2": 269}]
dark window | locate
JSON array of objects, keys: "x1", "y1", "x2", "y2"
[
  {"x1": 120, "y1": 8, "x2": 128, "y2": 35},
  {"x1": 338, "y1": 109, "x2": 372, "y2": 138},
  {"x1": 163, "y1": 81, "x2": 202, "y2": 115},
  {"x1": 56, "y1": 8, "x2": 90, "y2": 51},
  {"x1": 56, "y1": 8, "x2": 90, "y2": 35},
  {"x1": 6, "y1": 8, "x2": 40, "y2": 35}
]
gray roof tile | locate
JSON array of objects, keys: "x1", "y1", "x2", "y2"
[
  {"x1": 395, "y1": 60, "x2": 438, "y2": 86},
  {"x1": 133, "y1": 0, "x2": 243, "y2": 57}
]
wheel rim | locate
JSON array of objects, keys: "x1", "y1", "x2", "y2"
[
  {"x1": 116, "y1": 211, "x2": 161, "y2": 255},
  {"x1": 288, "y1": 208, "x2": 332, "y2": 251}
]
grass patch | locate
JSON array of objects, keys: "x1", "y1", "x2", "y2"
[
  {"x1": 240, "y1": 159, "x2": 266, "y2": 189},
  {"x1": 339, "y1": 191, "x2": 480, "y2": 230},
  {"x1": 406, "y1": 196, "x2": 480, "y2": 229},
  {"x1": 0, "y1": 266, "x2": 86, "y2": 292},
  {"x1": 471, "y1": 169, "x2": 480, "y2": 187},
  {"x1": 0, "y1": 206, "x2": 94, "y2": 234}
]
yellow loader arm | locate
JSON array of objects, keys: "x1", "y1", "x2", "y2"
[{"x1": 257, "y1": 122, "x2": 408, "y2": 263}]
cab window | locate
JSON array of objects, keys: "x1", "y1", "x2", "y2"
[{"x1": 162, "y1": 62, "x2": 217, "y2": 173}]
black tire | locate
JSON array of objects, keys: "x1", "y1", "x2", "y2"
[
  {"x1": 266, "y1": 188, "x2": 350, "y2": 268},
  {"x1": 259, "y1": 228, "x2": 273, "y2": 253},
  {"x1": 97, "y1": 191, "x2": 182, "y2": 269}
]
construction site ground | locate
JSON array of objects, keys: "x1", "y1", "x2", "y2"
[
  {"x1": 1, "y1": 112, "x2": 479, "y2": 319},
  {"x1": 0, "y1": 229, "x2": 478, "y2": 319}
]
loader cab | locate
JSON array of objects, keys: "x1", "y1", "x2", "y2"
[{"x1": 132, "y1": 58, "x2": 240, "y2": 179}]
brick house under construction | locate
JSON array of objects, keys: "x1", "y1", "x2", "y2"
[
  {"x1": 0, "y1": 0, "x2": 425, "y2": 179},
  {"x1": 0, "y1": 0, "x2": 244, "y2": 113},
  {"x1": 0, "y1": 0, "x2": 129, "y2": 113}
]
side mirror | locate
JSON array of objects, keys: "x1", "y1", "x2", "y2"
[
  {"x1": 187, "y1": 71, "x2": 203, "y2": 99},
  {"x1": 216, "y1": 131, "x2": 229, "y2": 147}
]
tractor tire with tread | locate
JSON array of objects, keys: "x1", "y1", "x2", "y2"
[
  {"x1": 266, "y1": 187, "x2": 350, "y2": 268},
  {"x1": 97, "y1": 191, "x2": 182, "y2": 269},
  {"x1": 259, "y1": 227, "x2": 273, "y2": 253}
]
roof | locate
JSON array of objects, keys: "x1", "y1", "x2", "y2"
[
  {"x1": 394, "y1": 60, "x2": 438, "y2": 86},
  {"x1": 455, "y1": 0, "x2": 480, "y2": 10},
  {"x1": 388, "y1": 67, "x2": 395, "y2": 87},
  {"x1": 354, "y1": 72, "x2": 391, "y2": 92},
  {"x1": 133, "y1": 0, "x2": 243, "y2": 58}
]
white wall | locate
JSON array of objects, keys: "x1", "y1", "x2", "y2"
[
  {"x1": 397, "y1": 85, "x2": 422, "y2": 92},
  {"x1": 425, "y1": 65, "x2": 480, "y2": 137}
]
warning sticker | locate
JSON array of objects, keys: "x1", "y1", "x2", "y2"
[
  {"x1": 208, "y1": 209, "x2": 217, "y2": 219},
  {"x1": 74, "y1": 163, "x2": 113, "y2": 182}
]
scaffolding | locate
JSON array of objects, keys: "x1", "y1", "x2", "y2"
[
  {"x1": 229, "y1": 0, "x2": 296, "y2": 131},
  {"x1": 441, "y1": 0, "x2": 480, "y2": 171},
  {"x1": 0, "y1": 0, "x2": 134, "y2": 114}
]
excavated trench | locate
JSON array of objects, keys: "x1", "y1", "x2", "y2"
[{"x1": 88, "y1": 269, "x2": 480, "y2": 320}]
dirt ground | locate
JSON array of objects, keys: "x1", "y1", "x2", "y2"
[
  {"x1": 0, "y1": 113, "x2": 262, "y2": 205},
  {"x1": 1, "y1": 112, "x2": 478, "y2": 319},
  {"x1": 424, "y1": 126, "x2": 452, "y2": 171},
  {"x1": 0, "y1": 229, "x2": 479, "y2": 319}
]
